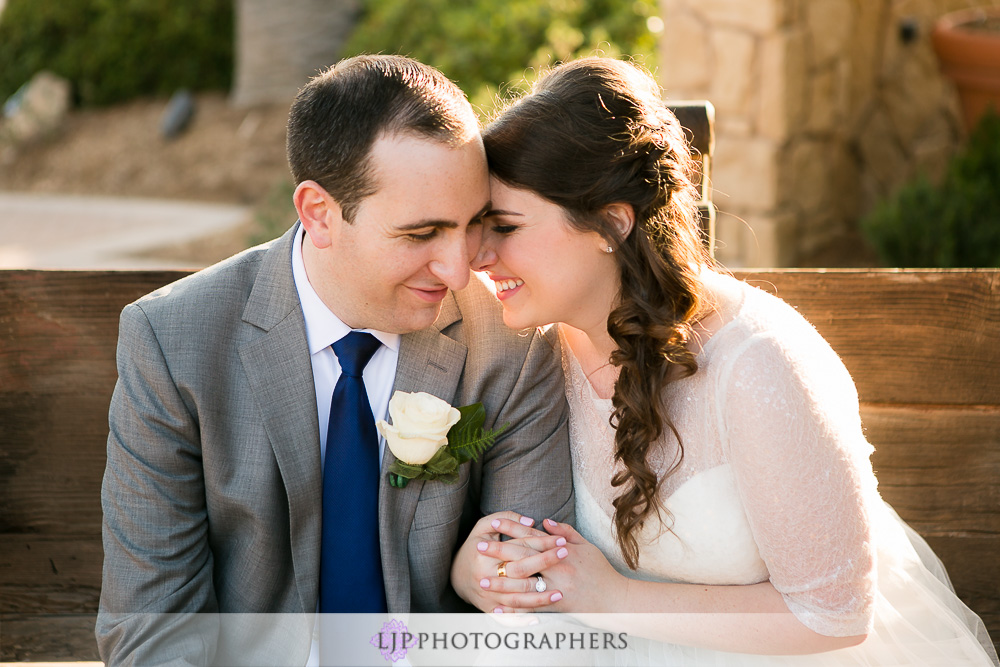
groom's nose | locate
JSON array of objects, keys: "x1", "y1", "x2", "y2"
[{"x1": 429, "y1": 232, "x2": 472, "y2": 291}]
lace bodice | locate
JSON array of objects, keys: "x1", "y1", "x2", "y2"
[{"x1": 562, "y1": 271, "x2": 880, "y2": 637}]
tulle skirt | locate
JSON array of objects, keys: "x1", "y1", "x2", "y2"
[{"x1": 607, "y1": 503, "x2": 998, "y2": 666}]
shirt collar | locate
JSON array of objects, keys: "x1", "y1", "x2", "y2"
[{"x1": 291, "y1": 224, "x2": 400, "y2": 355}]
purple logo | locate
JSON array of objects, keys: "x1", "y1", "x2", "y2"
[{"x1": 370, "y1": 618, "x2": 417, "y2": 663}]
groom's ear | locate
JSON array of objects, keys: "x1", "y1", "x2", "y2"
[
  {"x1": 294, "y1": 180, "x2": 344, "y2": 249},
  {"x1": 603, "y1": 202, "x2": 635, "y2": 241}
]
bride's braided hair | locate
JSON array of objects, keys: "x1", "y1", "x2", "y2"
[{"x1": 484, "y1": 58, "x2": 710, "y2": 569}]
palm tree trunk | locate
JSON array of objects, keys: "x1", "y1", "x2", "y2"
[{"x1": 231, "y1": 0, "x2": 360, "y2": 108}]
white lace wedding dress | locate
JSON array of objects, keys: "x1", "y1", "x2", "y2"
[{"x1": 561, "y1": 271, "x2": 998, "y2": 666}]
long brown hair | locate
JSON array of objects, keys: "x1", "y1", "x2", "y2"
[{"x1": 484, "y1": 58, "x2": 710, "y2": 569}]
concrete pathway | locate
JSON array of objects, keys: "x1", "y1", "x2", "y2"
[{"x1": 0, "y1": 192, "x2": 250, "y2": 269}]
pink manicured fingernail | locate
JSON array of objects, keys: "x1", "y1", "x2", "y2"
[
  {"x1": 477, "y1": 541, "x2": 488, "y2": 552},
  {"x1": 550, "y1": 592, "x2": 563, "y2": 602},
  {"x1": 557, "y1": 547, "x2": 568, "y2": 559},
  {"x1": 491, "y1": 519, "x2": 501, "y2": 529},
  {"x1": 556, "y1": 537, "x2": 567, "y2": 547},
  {"x1": 545, "y1": 519, "x2": 558, "y2": 527},
  {"x1": 480, "y1": 578, "x2": 490, "y2": 588},
  {"x1": 493, "y1": 608, "x2": 504, "y2": 614},
  {"x1": 519, "y1": 516, "x2": 534, "y2": 526}
]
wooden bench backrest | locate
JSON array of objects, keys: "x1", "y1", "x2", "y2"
[{"x1": 1, "y1": 268, "x2": 997, "y2": 660}]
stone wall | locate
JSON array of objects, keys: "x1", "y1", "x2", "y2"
[{"x1": 659, "y1": 0, "x2": 997, "y2": 267}]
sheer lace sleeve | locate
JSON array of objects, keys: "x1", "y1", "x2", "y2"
[{"x1": 716, "y1": 295, "x2": 878, "y2": 637}]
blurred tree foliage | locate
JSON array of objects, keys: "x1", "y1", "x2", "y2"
[
  {"x1": 0, "y1": 0, "x2": 233, "y2": 107},
  {"x1": 342, "y1": 0, "x2": 661, "y2": 116},
  {"x1": 861, "y1": 110, "x2": 1000, "y2": 267}
]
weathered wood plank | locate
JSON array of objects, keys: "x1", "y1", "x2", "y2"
[
  {"x1": 0, "y1": 270, "x2": 189, "y2": 536},
  {"x1": 1, "y1": 391, "x2": 112, "y2": 536},
  {"x1": 737, "y1": 270, "x2": 1000, "y2": 407},
  {"x1": 0, "y1": 538, "x2": 103, "y2": 612},
  {"x1": 0, "y1": 270, "x2": 188, "y2": 393},
  {"x1": 2, "y1": 587, "x2": 101, "y2": 616},
  {"x1": 862, "y1": 405, "x2": 1000, "y2": 535},
  {"x1": 0, "y1": 614, "x2": 100, "y2": 662}
]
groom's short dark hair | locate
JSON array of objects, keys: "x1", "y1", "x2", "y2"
[{"x1": 286, "y1": 54, "x2": 478, "y2": 222}]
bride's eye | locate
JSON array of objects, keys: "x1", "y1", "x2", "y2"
[{"x1": 490, "y1": 224, "x2": 518, "y2": 235}]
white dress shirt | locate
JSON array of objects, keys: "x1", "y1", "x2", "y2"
[
  {"x1": 292, "y1": 225, "x2": 401, "y2": 667},
  {"x1": 291, "y1": 225, "x2": 400, "y2": 466}
]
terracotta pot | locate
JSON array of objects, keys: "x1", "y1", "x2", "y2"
[{"x1": 931, "y1": 7, "x2": 1000, "y2": 132}]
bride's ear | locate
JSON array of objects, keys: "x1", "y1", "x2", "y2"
[{"x1": 603, "y1": 202, "x2": 635, "y2": 244}]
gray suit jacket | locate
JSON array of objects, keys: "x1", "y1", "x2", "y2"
[{"x1": 97, "y1": 224, "x2": 574, "y2": 665}]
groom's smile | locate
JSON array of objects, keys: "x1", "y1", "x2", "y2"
[{"x1": 407, "y1": 284, "x2": 450, "y2": 303}]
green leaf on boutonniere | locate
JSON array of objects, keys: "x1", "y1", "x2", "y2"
[
  {"x1": 422, "y1": 446, "x2": 461, "y2": 478},
  {"x1": 448, "y1": 403, "x2": 509, "y2": 464},
  {"x1": 387, "y1": 444, "x2": 459, "y2": 485},
  {"x1": 389, "y1": 457, "x2": 436, "y2": 479}
]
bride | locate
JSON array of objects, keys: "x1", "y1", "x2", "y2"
[{"x1": 451, "y1": 57, "x2": 998, "y2": 666}]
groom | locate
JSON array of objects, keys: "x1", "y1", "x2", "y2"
[{"x1": 96, "y1": 54, "x2": 573, "y2": 665}]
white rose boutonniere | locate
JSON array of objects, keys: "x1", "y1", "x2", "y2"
[
  {"x1": 376, "y1": 391, "x2": 508, "y2": 488},
  {"x1": 378, "y1": 391, "x2": 460, "y2": 465}
]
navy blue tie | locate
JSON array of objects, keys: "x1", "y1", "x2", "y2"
[{"x1": 320, "y1": 331, "x2": 387, "y2": 613}]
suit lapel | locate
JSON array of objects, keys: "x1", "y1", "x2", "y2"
[
  {"x1": 238, "y1": 224, "x2": 321, "y2": 613},
  {"x1": 379, "y1": 292, "x2": 467, "y2": 612}
]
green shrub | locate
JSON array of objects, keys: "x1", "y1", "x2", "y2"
[
  {"x1": 0, "y1": 0, "x2": 233, "y2": 107},
  {"x1": 342, "y1": 0, "x2": 660, "y2": 115},
  {"x1": 861, "y1": 110, "x2": 1000, "y2": 267}
]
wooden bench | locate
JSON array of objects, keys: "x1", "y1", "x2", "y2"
[
  {"x1": 3, "y1": 100, "x2": 996, "y2": 660},
  {"x1": 1, "y1": 268, "x2": 998, "y2": 660}
]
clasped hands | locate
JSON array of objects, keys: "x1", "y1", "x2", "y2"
[{"x1": 451, "y1": 511, "x2": 624, "y2": 614}]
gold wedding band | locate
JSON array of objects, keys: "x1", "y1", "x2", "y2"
[{"x1": 497, "y1": 561, "x2": 508, "y2": 578}]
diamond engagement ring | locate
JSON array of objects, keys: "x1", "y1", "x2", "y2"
[
  {"x1": 497, "y1": 561, "x2": 508, "y2": 577},
  {"x1": 534, "y1": 575, "x2": 547, "y2": 593}
]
